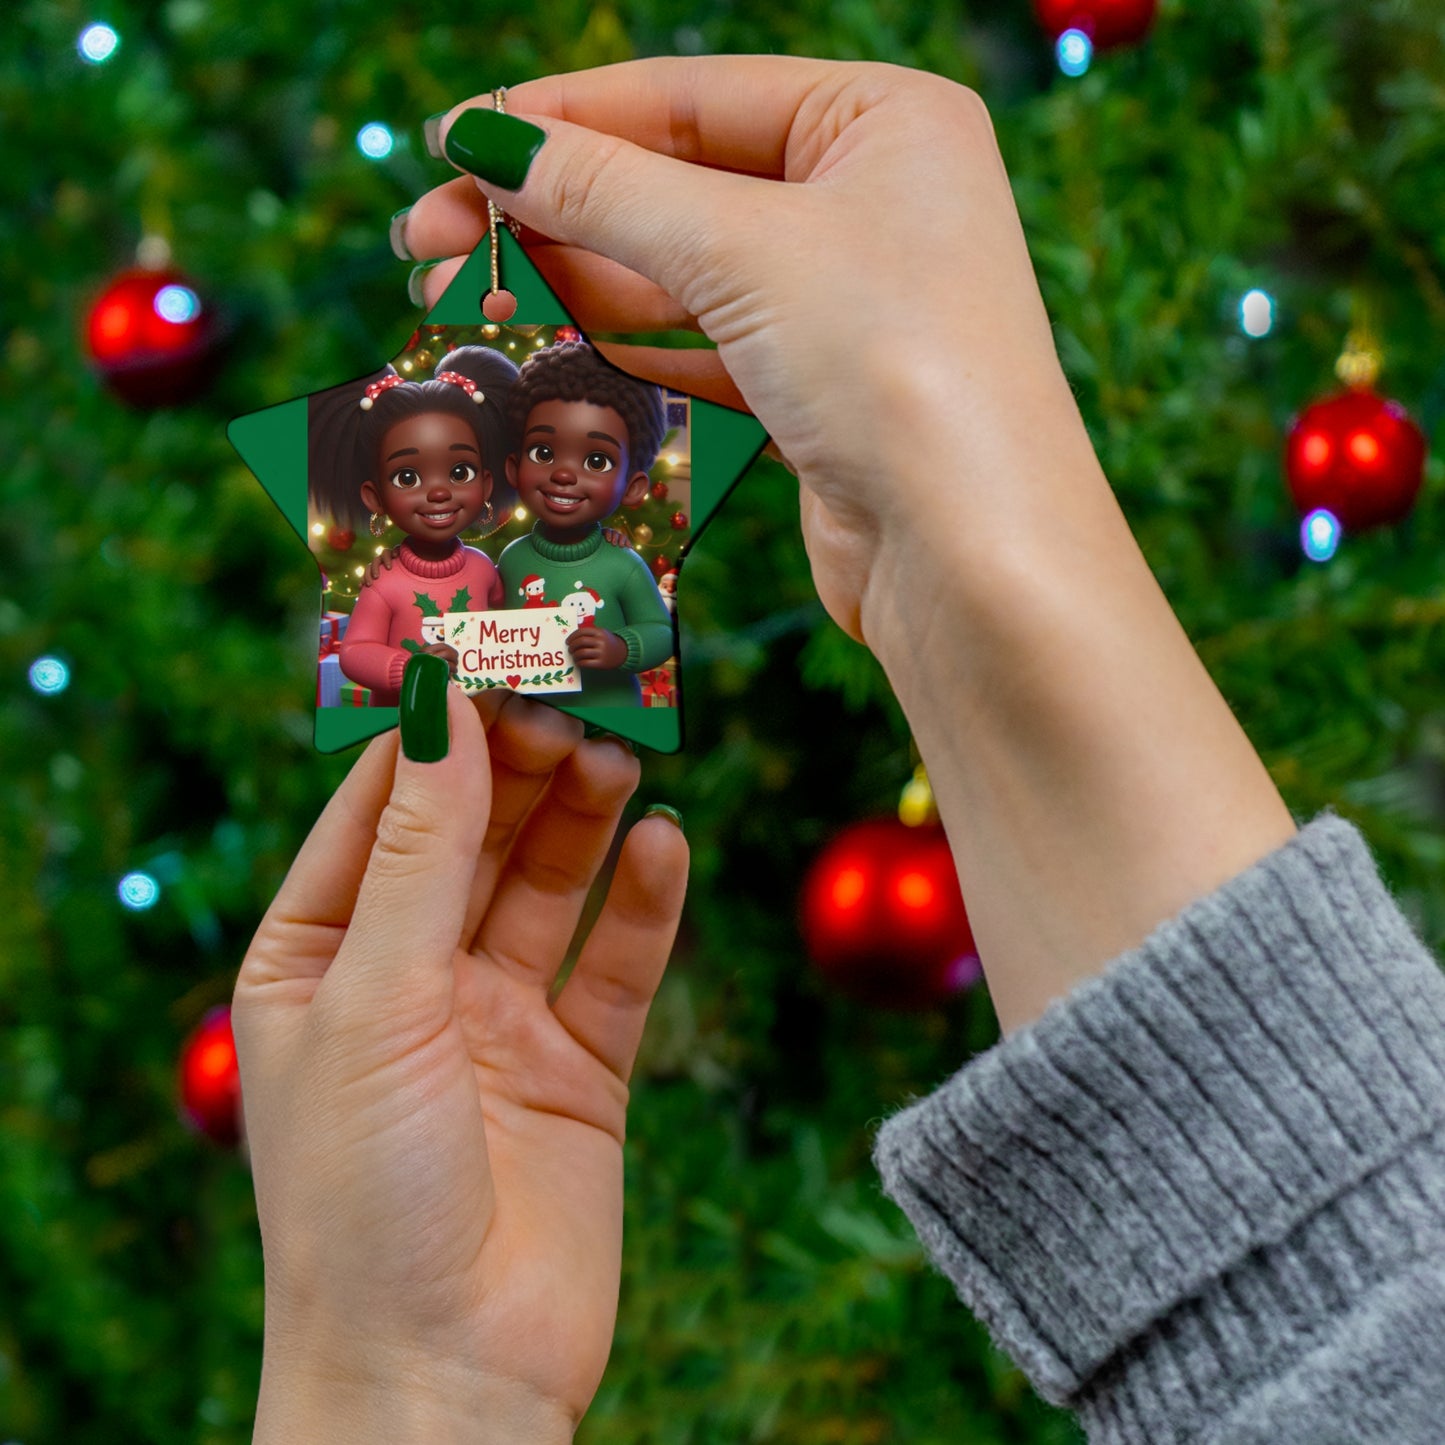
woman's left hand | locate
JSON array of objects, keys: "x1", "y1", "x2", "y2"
[{"x1": 234, "y1": 690, "x2": 687, "y2": 1443}]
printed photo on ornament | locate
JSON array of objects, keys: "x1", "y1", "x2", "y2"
[{"x1": 305, "y1": 323, "x2": 688, "y2": 715}]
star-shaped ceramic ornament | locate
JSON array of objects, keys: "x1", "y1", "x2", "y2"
[{"x1": 229, "y1": 228, "x2": 766, "y2": 754}]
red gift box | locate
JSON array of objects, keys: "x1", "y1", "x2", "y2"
[
  {"x1": 639, "y1": 666, "x2": 675, "y2": 708},
  {"x1": 338, "y1": 681, "x2": 371, "y2": 707}
]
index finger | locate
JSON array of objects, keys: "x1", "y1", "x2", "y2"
[{"x1": 449, "y1": 55, "x2": 862, "y2": 180}]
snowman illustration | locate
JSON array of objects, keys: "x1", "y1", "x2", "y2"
[{"x1": 558, "y1": 587, "x2": 606, "y2": 631}]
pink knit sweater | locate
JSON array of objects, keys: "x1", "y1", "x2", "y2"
[{"x1": 338, "y1": 540, "x2": 504, "y2": 705}]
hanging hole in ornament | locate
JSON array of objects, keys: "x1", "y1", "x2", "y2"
[{"x1": 482, "y1": 289, "x2": 517, "y2": 323}]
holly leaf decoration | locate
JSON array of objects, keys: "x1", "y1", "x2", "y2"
[
  {"x1": 413, "y1": 592, "x2": 443, "y2": 618},
  {"x1": 448, "y1": 585, "x2": 472, "y2": 612},
  {"x1": 401, "y1": 638, "x2": 424, "y2": 655}
]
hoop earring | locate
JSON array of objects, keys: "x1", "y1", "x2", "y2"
[
  {"x1": 369, "y1": 512, "x2": 387, "y2": 538},
  {"x1": 480, "y1": 499, "x2": 495, "y2": 525}
]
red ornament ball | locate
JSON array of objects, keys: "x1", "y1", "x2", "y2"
[
  {"x1": 555, "y1": 325, "x2": 583, "y2": 343},
  {"x1": 328, "y1": 527, "x2": 356, "y2": 552},
  {"x1": 178, "y1": 1005, "x2": 243, "y2": 1148},
  {"x1": 1285, "y1": 388, "x2": 1427, "y2": 534},
  {"x1": 800, "y1": 818, "x2": 980, "y2": 1010},
  {"x1": 1033, "y1": 0, "x2": 1157, "y2": 49},
  {"x1": 651, "y1": 480, "x2": 669, "y2": 501},
  {"x1": 85, "y1": 267, "x2": 220, "y2": 407},
  {"x1": 650, "y1": 553, "x2": 672, "y2": 577},
  {"x1": 670, "y1": 510, "x2": 689, "y2": 531}
]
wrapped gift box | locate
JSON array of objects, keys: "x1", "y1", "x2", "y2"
[
  {"x1": 320, "y1": 610, "x2": 350, "y2": 656},
  {"x1": 338, "y1": 680, "x2": 371, "y2": 707},
  {"x1": 639, "y1": 664, "x2": 676, "y2": 708},
  {"x1": 317, "y1": 652, "x2": 342, "y2": 708}
]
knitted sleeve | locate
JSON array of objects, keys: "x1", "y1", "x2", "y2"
[
  {"x1": 872, "y1": 810, "x2": 1445, "y2": 1442},
  {"x1": 611, "y1": 551, "x2": 675, "y2": 673},
  {"x1": 337, "y1": 573, "x2": 410, "y2": 695}
]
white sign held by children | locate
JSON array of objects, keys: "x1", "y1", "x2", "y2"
[{"x1": 445, "y1": 610, "x2": 581, "y2": 695}]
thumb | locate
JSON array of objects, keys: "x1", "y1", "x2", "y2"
[
  {"x1": 322, "y1": 658, "x2": 490, "y2": 1030},
  {"x1": 438, "y1": 102, "x2": 771, "y2": 322}
]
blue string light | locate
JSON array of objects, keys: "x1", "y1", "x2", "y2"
[
  {"x1": 154, "y1": 284, "x2": 201, "y2": 324},
  {"x1": 1057, "y1": 29, "x2": 1093, "y2": 77},
  {"x1": 78, "y1": 23, "x2": 120, "y2": 64},
  {"x1": 1240, "y1": 289, "x2": 1275, "y2": 338},
  {"x1": 356, "y1": 123, "x2": 395, "y2": 160},
  {"x1": 118, "y1": 872, "x2": 161, "y2": 911},
  {"x1": 1301, "y1": 508, "x2": 1341, "y2": 563},
  {"x1": 28, "y1": 657, "x2": 70, "y2": 695}
]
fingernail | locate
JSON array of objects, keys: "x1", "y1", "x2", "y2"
[
  {"x1": 389, "y1": 207, "x2": 413, "y2": 262},
  {"x1": 407, "y1": 262, "x2": 441, "y2": 308},
  {"x1": 443, "y1": 107, "x2": 546, "y2": 192},
  {"x1": 400, "y1": 653, "x2": 450, "y2": 762},
  {"x1": 423, "y1": 112, "x2": 447, "y2": 160},
  {"x1": 644, "y1": 804, "x2": 683, "y2": 833},
  {"x1": 583, "y1": 724, "x2": 637, "y2": 754}
]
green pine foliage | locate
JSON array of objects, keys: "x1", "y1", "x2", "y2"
[{"x1": 4, "y1": 0, "x2": 1445, "y2": 1439}]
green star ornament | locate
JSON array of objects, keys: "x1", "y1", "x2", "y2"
[{"x1": 229, "y1": 229, "x2": 765, "y2": 754}]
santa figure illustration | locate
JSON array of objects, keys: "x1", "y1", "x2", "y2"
[{"x1": 518, "y1": 575, "x2": 551, "y2": 609}]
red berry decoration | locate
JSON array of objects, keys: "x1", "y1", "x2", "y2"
[
  {"x1": 800, "y1": 818, "x2": 980, "y2": 1010},
  {"x1": 1285, "y1": 388, "x2": 1427, "y2": 534},
  {"x1": 670, "y1": 510, "x2": 689, "y2": 531},
  {"x1": 651, "y1": 480, "x2": 669, "y2": 501},
  {"x1": 1033, "y1": 0, "x2": 1157, "y2": 49},
  {"x1": 178, "y1": 1005, "x2": 243, "y2": 1148},
  {"x1": 85, "y1": 267, "x2": 221, "y2": 407},
  {"x1": 328, "y1": 526, "x2": 356, "y2": 552}
]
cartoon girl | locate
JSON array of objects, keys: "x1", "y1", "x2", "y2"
[{"x1": 307, "y1": 346, "x2": 518, "y2": 706}]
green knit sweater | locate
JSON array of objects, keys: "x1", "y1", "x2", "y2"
[{"x1": 497, "y1": 524, "x2": 675, "y2": 707}]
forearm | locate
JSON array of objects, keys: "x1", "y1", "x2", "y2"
[{"x1": 860, "y1": 382, "x2": 1296, "y2": 1035}]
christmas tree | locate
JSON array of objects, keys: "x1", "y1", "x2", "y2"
[{"x1": 3, "y1": 2, "x2": 1444, "y2": 1441}]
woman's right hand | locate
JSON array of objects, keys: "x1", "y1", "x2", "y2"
[{"x1": 400, "y1": 58, "x2": 1097, "y2": 645}]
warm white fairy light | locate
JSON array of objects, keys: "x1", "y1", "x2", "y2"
[
  {"x1": 354, "y1": 566, "x2": 365, "y2": 577},
  {"x1": 311, "y1": 522, "x2": 325, "y2": 536}
]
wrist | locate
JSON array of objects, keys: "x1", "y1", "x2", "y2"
[{"x1": 254, "y1": 1341, "x2": 574, "y2": 1445}]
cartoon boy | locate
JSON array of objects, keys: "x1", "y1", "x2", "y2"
[{"x1": 499, "y1": 342, "x2": 675, "y2": 707}]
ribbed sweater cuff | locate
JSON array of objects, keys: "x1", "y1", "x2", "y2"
[{"x1": 872, "y1": 810, "x2": 1445, "y2": 1419}]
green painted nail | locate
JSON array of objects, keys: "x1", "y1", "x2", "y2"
[
  {"x1": 583, "y1": 724, "x2": 637, "y2": 753},
  {"x1": 389, "y1": 207, "x2": 413, "y2": 262},
  {"x1": 423, "y1": 112, "x2": 447, "y2": 160},
  {"x1": 400, "y1": 653, "x2": 450, "y2": 762},
  {"x1": 407, "y1": 262, "x2": 440, "y2": 308},
  {"x1": 443, "y1": 107, "x2": 546, "y2": 192},
  {"x1": 644, "y1": 804, "x2": 683, "y2": 833}
]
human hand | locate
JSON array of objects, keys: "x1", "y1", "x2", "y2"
[
  {"x1": 364, "y1": 544, "x2": 403, "y2": 584},
  {"x1": 602, "y1": 526, "x2": 631, "y2": 549},
  {"x1": 401, "y1": 58, "x2": 1094, "y2": 643},
  {"x1": 421, "y1": 640, "x2": 460, "y2": 672},
  {"x1": 233, "y1": 686, "x2": 688, "y2": 1442},
  {"x1": 566, "y1": 626, "x2": 628, "y2": 669}
]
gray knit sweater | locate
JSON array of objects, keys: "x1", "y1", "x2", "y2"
[{"x1": 872, "y1": 810, "x2": 1445, "y2": 1441}]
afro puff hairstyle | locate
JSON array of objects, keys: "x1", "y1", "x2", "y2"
[
  {"x1": 507, "y1": 342, "x2": 668, "y2": 477},
  {"x1": 307, "y1": 345, "x2": 520, "y2": 531}
]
